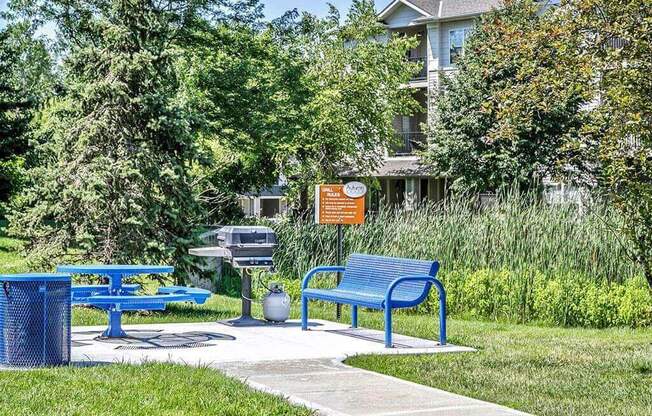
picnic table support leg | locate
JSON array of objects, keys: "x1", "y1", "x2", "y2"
[
  {"x1": 103, "y1": 308, "x2": 126, "y2": 338},
  {"x1": 351, "y1": 305, "x2": 358, "y2": 328},
  {"x1": 102, "y1": 273, "x2": 127, "y2": 338}
]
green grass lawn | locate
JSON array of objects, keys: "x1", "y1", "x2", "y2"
[
  {"x1": 1, "y1": 231, "x2": 651, "y2": 416},
  {"x1": 64, "y1": 296, "x2": 652, "y2": 416},
  {"x1": 0, "y1": 362, "x2": 312, "y2": 416},
  {"x1": 0, "y1": 232, "x2": 28, "y2": 274},
  {"x1": 0, "y1": 230, "x2": 312, "y2": 416}
]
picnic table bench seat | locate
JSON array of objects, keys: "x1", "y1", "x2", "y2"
[
  {"x1": 157, "y1": 286, "x2": 211, "y2": 304},
  {"x1": 71, "y1": 284, "x2": 211, "y2": 311},
  {"x1": 71, "y1": 284, "x2": 141, "y2": 303},
  {"x1": 301, "y1": 253, "x2": 446, "y2": 348}
]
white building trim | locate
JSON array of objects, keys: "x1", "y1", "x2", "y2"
[{"x1": 378, "y1": 0, "x2": 432, "y2": 21}]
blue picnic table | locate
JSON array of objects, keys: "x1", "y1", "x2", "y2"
[{"x1": 56, "y1": 264, "x2": 210, "y2": 338}]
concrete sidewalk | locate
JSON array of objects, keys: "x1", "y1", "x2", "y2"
[
  {"x1": 70, "y1": 320, "x2": 529, "y2": 416},
  {"x1": 216, "y1": 358, "x2": 529, "y2": 416}
]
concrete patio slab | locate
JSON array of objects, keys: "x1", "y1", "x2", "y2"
[
  {"x1": 71, "y1": 319, "x2": 472, "y2": 364},
  {"x1": 69, "y1": 320, "x2": 529, "y2": 416}
]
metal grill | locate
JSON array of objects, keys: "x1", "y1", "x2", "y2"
[
  {"x1": 216, "y1": 226, "x2": 277, "y2": 268},
  {"x1": 0, "y1": 277, "x2": 71, "y2": 367}
]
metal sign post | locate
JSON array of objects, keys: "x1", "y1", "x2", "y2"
[
  {"x1": 314, "y1": 182, "x2": 367, "y2": 322},
  {"x1": 336, "y1": 223, "x2": 343, "y2": 320}
]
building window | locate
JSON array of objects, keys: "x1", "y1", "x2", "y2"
[
  {"x1": 449, "y1": 28, "x2": 472, "y2": 66},
  {"x1": 420, "y1": 178, "x2": 429, "y2": 202},
  {"x1": 261, "y1": 198, "x2": 281, "y2": 218}
]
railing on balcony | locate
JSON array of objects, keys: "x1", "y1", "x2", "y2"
[
  {"x1": 408, "y1": 56, "x2": 427, "y2": 80},
  {"x1": 606, "y1": 37, "x2": 627, "y2": 49},
  {"x1": 391, "y1": 131, "x2": 426, "y2": 156}
]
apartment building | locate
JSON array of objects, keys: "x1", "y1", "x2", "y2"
[
  {"x1": 238, "y1": 177, "x2": 289, "y2": 219},
  {"x1": 356, "y1": 0, "x2": 503, "y2": 210},
  {"x1": 241, "y1": 1, "x2": 503, "y2": 217}
]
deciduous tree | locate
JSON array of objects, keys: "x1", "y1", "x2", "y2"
[
  {"x1": 571, "y1": 0, "x2": 652, "y2": 288},
  {"x1": 424, "y1": 0, "x2": 593, "y2": 192},
  {"x1": 273, "y1": 1, "x2": 420, "y2": 211}
]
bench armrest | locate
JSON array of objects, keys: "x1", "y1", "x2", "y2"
[
  {"x1": 384, "y1": 274, "x2": 447, "y2": 346},
  {"x1": 385, "y1": 275, "x2": 443, "y2": 303},
  {"x1": 301, "y1": 266, "x2": 346, "y2": 290}
]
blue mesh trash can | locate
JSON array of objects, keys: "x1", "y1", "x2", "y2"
[{"x1": 0, "y1": 273, "x2": 72, "y2": 367}]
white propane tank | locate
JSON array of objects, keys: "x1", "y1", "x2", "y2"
[{"x1": 262, "y1": 282, "x2": 291, "y2": 323}]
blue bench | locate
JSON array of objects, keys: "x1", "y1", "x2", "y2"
[{"x1": 301, "y1": 253, "x2": 446, "y2": 348}]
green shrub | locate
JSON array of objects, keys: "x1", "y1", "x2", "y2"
[
  {"x1": 259, "y1": 268, "x2": 652, "y2": 329},
  {"x1": 617, "y1": 279, "x2": 652, "y2": 327}
]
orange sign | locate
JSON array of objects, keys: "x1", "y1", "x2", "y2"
[{"x1": 315, "y1": 184, "x2": 365, "y2": 225}]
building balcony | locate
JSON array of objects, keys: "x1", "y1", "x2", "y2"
[
  {"x1": 408, "y1": 56, "x2": 427, "y2": 81},
  {"x1": 390, "y1": 131, "x2": 426, "y2": 156}
]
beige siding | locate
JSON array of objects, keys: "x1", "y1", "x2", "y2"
[{"x1": 385, "y1": 4, "x2": 426, "y2": 28}]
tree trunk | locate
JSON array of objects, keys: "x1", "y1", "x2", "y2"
[
  {"x1": 292, "y1": 185, "x2": 310, "y2": 219},
  {"x1": 645, "y1": 266, "x2": 652, "y2": 290}
]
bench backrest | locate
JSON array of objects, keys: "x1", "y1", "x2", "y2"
[{"x1": 339, "y1": 253, "x2": 439, "y2": 303}]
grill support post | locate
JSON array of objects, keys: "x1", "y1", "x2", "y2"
[
  {"x1": 220, "y1": 268, "x2": 268, "y2": 327},
  {"x1": 241, "y1": 269, "x2": 252, "y2": 318}
]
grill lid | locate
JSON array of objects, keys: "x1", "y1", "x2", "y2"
[{"x1": 217, "y1": 226, "x2": 277, "y2": 248}]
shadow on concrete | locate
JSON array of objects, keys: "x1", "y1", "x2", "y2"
[
  {"x1": 326, "y1": 328, "x2": 440, "y2": 349},
  {"x1": 264, "y1": 321, "x2": 323, "y2": 328},
  {"x1": 93, "y1": 331, "x2": 235, "y2": 350}
]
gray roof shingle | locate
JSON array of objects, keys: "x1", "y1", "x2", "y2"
[
  {"x1": 397, "y1": 0, "x2": 502, "y2": 19},
  {"x1": 341, "y1": 158, "x2": 436, "y2": 177},
  {"x1": 439, "y1": 0, "x2": 503, "y2": 18},
  {"x1": 404, "y1": 0, "x2": 440, "y2": 15}
]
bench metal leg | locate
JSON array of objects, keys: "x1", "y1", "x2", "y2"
[
  {"x1": 432, "y1": 279, "x2": 447, "y2": 345},
  {"x1": 351, "y1": 305, "x2": 358, "y2": 328},
  {"x1": 384, "y1": 306, "x2": 392, "y2": 348},
  {"x1": 301, "y1": 296, "x2": 308, "y2": 330}
]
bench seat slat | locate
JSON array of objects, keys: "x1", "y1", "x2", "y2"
[
  {"x1": 302, "y1": 288, "x2": 384, "y2": 309},
  {"x1": 340, "y1": 254, "x2": 437, "y2": 304}
]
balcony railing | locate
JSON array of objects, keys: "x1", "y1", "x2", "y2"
[
  {"x1": 391, "y1": 131, "x2": 426, "y2": 156},
  {"x1": 408, "y1": 56, "x2": 427, "y2": 80},
  {"x1": 605, "y1": 37, "x2": 628, "y2": 50}
]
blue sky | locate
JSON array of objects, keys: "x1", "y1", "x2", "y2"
[
  {"x1": 0, "y1": 0, "x2": 394, "y2": 38},
  {"x1": 1, "y1": 0, "x2": 393, "y2": 24},
  {"x1": 262, "y1": 0, "x2": 392, "y2": 20}
]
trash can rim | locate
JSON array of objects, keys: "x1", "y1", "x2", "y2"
[{"x1": 0, "y1": 273, "x2": 72, "y2": 282}]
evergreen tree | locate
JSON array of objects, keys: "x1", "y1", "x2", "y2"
[
  {"x1": 8, "y1": 0, "x2": 232, "y2": 275},
  {"x1": 0, "y1": 23, "x2": 55, "y2": 215}
]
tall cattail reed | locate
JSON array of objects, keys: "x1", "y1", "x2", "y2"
[{"x1": 268, "y1": 192, "x2": 640, "y2": 284}]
